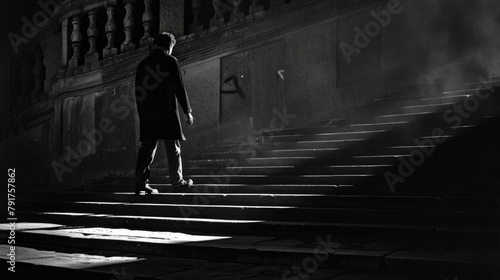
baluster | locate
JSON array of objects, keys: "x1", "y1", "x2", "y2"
[
  {"x1": 140, "y1": 0, "x2": 154, "y2": 46},
  {"x1": 31, "y1": 44, "x2": 45, "y2": 100},
  {"x1": 61, "y1": 18, "x2": 69, "y2": 68},
  {"x1": 18, "y1": 47, "x2": 31, "y2": 106},
  {"x1": 121, "y1": 0, "x2": 136, "y2": 52},
  {"x1": 86, "y1": 11, "x2": 99, "y2": 63},
  {"x1": 68, "y1": 16, "x2": 83, "y2": 68},
  {"x1": 229, "y1": 0, "x2": 244, "y2": 21},
  {"x1": 210, "y1": 0, "x2": 225, "y2": 27},
  {"x1": 103, "y1": 5, "x2": 118, "y2": 59},
  {"x1": 249, "y1": 0, "x2": 264, "y2": 14},
  {"x1": 40, "y1": 40, "x2": 49, "y2": 96},
  {"x1": 189, "y1": 0, "x2": 203, "y2": 33}
]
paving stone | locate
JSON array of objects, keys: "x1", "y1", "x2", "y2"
[
  {"x1": 385, "y1": 249, "x2": 500, "y2": 278},
  {"x1": 90, "y1": 257, "x2": 188, "y2": 278},
  {"x1": 154, "y1": 268, "x2": 236, "y2": 279},
  {"x1": 351, "y1": 242, "x2": 401, "y2": 252},
  {"x1": 203, "y1": 262, "x2": 255, "y2": 273},
  {"x1": 235, "y1": 264, "x2": 292, "y2": 279},
  {"x1": 252, "y1": 237, "x2": 306, "y2": 247},
  {"x1": 329, "y1": 272, "x2": 378, "y2": 279}
]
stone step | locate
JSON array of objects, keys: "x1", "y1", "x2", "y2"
[
  {"x1": 170, "y1": 174, "x2": 381, "y2": 185},
  {"x1": 187, "y1": 152, "x2": 494, "y2": 169},
  {"x1": 78, "y1": 182, "x2": 393, "y2": 194},
  {"x1": 364, "y1": 89, "x2": 500, "y2": 110},
  {"x1": 385, "y1": 83, "x2": 499, "y2": 100},
  {"x1": 8, "y1": 218, "x2": 499, "y2": 250},
  {"x1": 20, "y1": 199, "x2": 499, "y2": 228},
  {"x1": 1, "y1": 226, "x2": 379, "y2": 273},
  {"x1": 363, "y1": 94, "x2": 472, "y2": 109},
  {"x1": 183, "y1": 165, "x2": 391, "y2": 176},
  {"x1": 212, "y1": 129, "x2": 462, "y2": 149},
  {"x1": 199, "y1": 146, "x2": 447, "y2": 159},
  {"x1": 0, "y1": 244, "x2": 376, "y2": 280},
  {"x1": 350, "y1": 94, "x2": 499, "y2": 118},
  {"x1": 327, "y1": 111, "x2": 496, "y2": 127},
  {"x1": 258, "y1": 120, "x2": 443, "y2": 137},
  {"x1": 351, "y1": 103, "x2": 457, "y2": 118},
  {"x1": 258, "y1": 117, "x2": 438, "y2": 137},
  {"x1": 257, "y1": 114, "x2": 493, "y2": 139},
  {"x1": 187, "y1": 155, "x2": 401, "y2": 167},
  {"x1": 383, "y1": 249, "x2": 500, "y2": 279},
  {"x1": 2, "y1": 242, "x2": 496, "y2": 280},
  {"x1": 22, "y1": 191, "x2": 500, "y2": 211}
]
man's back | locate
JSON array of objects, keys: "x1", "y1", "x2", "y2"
[
  {"x1": 135, "y1": 48, "x2": 191, "y2": 141},
  {"x1": 136, "y1": 49, "x2": 178, "y2": 114},
  {"x1": 134, "y1": 32, "x2": 194, "y2": 195}
]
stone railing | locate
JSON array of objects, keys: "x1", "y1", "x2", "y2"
[
  {"x1": 57, "y1": 0, "x2": 159, "y2": 68},
  {"x1": 187, "y1": 0, "x2": 286, "y2": 33},
  {"x1": 57, "y1": 0, "x2": 296, "y2": 69}
]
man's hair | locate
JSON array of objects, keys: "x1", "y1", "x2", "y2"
[{"x1": 155, "y1": 32, "x2": 176, "y2": 48}]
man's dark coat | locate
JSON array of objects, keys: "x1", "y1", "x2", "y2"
[{"x1": 135, "y1": 49, "x2": 192, "y2": 141}]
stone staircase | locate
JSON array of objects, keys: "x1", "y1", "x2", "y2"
[{"x1": 2, "y1": 83, "x2": 500, "y2": 279}]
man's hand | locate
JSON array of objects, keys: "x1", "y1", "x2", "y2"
[{"x1": 186, "y1": 113, "x2": 194, "y2": 126}]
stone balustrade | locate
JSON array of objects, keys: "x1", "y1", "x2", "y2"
[
  {"x1": 60, "y1": 0, "x2": 158, "y2": 68},
  {"x1": 6, "y1": 0, "x2": 297, "y2": 118},
  {"x1": 60, "y1": 0, "x2": 292, "y2": 68},
  {"x1": 6, "y1": 0, "x2": 296, "y2": 115}
]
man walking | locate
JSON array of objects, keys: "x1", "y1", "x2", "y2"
[{"x1": 134, "y1": 32, "x2": 194, "y2": 195}]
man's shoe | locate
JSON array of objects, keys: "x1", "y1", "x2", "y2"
[
  {"x1": 172, "y1": 179, "x2": 194, "y2": 193},
  {"x1": 135, "y1": 183, "x2": 159, "y2": 195}
]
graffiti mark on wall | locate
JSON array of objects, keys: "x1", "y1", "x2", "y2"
[{"x1": 221, "y1": 75, "x2": 245, "y2": 100}]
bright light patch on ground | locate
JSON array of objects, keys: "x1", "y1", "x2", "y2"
[
  {"x1": 0, "y1": 222, "x2": 63, "y2": 231},
  {"x1": 25, "y1": 227, "x2": 232, "y2": 245},
  {"x1": 0, "y1": 245, "x2": 141, "y2": 269}
]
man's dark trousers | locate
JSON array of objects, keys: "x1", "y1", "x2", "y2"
[{"x1": 135, "y1": 139, "x2": 183, "y2": 185}]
